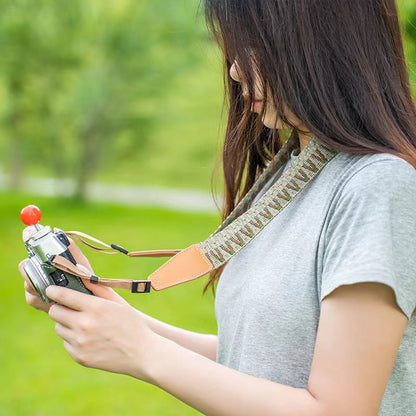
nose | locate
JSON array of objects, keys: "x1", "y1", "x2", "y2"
[{"x1": 229, "y1": 61, "x2": 241, "y2": 83}]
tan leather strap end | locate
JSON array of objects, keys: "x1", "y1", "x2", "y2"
[{"x1": 147, "y1": 244, "x2": 214, "y2": 291}]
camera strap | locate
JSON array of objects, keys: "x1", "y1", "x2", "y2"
[{"x1": 51, "y1": 132, "x2": 338, "y2": 293}]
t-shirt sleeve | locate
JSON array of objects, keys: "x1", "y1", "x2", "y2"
[{"x1": 320, "y1": 157, "x2": 416, "y2": 320}]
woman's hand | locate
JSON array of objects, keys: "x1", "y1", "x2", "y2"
[
  {"x1": 19, "y1": 226, "x2": 128, "y2": 313},
  {"x1": 45, "y1": 285, "x2": 157, "y2": 383},
  {"x1": 18, "y1": 226, "x2": 158, "y2": 382}
]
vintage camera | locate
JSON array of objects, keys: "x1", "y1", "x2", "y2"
[{"x1": 22, "y1": 209, "x2": 93, "y2": 303}]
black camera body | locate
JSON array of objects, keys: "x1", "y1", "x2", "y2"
[{"x1": 23, "y1": 225, "x2": 93, "y2": 303}]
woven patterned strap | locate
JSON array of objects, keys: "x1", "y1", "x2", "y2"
[{"x1": 198, "y1": 136, "x2": 338, "y2": 268}]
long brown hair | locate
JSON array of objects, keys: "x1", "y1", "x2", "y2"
[{"x1": 201, "y1": 0, "x2": 416, "y2": 296}]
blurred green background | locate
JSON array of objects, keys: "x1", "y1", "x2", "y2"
[
  {"x1": 0, "y1": 0, "x2": 225, "y2": 198},
  {"x1": 1, "y1": 0, "x2": 415, "y2": 415}
]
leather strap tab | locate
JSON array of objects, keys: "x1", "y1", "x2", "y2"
[{"x1": 148, "y1": 244, "x2": 214, "y2": 291}]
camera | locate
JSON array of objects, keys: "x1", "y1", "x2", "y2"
[{"x1": 23, "y1": 225, "x2": 93, "y2": 303}]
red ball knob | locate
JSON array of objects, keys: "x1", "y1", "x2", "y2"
[{"x1": 20, "y1": 205, "x2": 42, "y2": 226}]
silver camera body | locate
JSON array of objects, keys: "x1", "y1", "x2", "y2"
[{"x1": 23, "y1": 225, "x2": 93, "y2": 303}]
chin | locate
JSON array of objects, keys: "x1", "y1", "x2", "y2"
[
  {"x1": 261, "y1": 116, "x2": 281, "y2": 130},
  {"x1": 261, "y1": 114, "x2": 292, "y2": 130}
]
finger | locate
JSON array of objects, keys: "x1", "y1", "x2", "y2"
[
  {"x1": 19, "y1": 260, "x2": 36, "y2": 291},
  {"x1": 25, "y1": 291, "x2": 50, "y2": 312},
  {"x1": 45, "y1": 285, "x2": 103, "y2": 311},
  {"x1": 48, "y1": 303, "x2": 79, "y2": 327},
  {"x1": 82, "y1": 279, "x2": 129, "y2": 304},
  {"x1": 55, "y1": 323, "x2": 76, "y2": 344},
  {"x1": 22, "y1": 225, "x2": 37, "y2": 242},
  {"x1": 24, "y1": 280, "x2": 37, "y2": 296},
  {"x1": 19, "y1": 260, "x2": 37, "y2": 293},
  {"x1": 56, "y1": 232, "x2": 94, "y2": 274},
  {"x1": 63, "y1": 340, "x2": 80, "y2": 364},
  {"x1": 70, "y1": 262, "x2": 128, "y2": 304},
  {"x1": 68, "y1": 240, "x2": 93, "y2": 273},
  {"x1": 18, "y1": 259, "x2": 28, "y2": 279}
]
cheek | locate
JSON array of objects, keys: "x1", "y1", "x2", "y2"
[
  {"x1": 260, "y1": 105, "x2": 280, "y2": 129},
  {"x1": 260, "y1": 102, "x2": 292, "y2": 130}
]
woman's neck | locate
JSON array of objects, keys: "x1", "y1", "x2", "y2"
[{"x1": 298, "y1": 132, "x2": 315, "y2": 152}]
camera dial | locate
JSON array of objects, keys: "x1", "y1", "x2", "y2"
[{"x1": 20, "y1": 205, "x2": 42, "y2": 226}]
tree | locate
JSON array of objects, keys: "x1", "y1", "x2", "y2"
[{"x1": 0, "y1": 0, "x2": 217, "y2": 198}]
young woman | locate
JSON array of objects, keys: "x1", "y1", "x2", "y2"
[{"x1": 19, "y1": 0, "x2": 416, "y2": 414}]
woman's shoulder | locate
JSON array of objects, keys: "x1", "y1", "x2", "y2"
[
  {"x1": 348, "y1": 150, "x2": 414, "y2": 172},
  {"x1": 322, "y1": 151, "x2": 416, "y2": 219},
  {"x1": 330, "y1": 150, "x2": 416, "y2": 196}
]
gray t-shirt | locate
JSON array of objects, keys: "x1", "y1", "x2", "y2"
[{"x1": 215, "y1": 145, "x2": 416, "y2": 415}]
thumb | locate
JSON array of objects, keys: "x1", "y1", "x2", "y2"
[
  {"x1": 76, "y1": 259, "x2": 128, "y2": 305},
  {"x1": 22, "y1": 226, "x2": 37, "y2": 242}
]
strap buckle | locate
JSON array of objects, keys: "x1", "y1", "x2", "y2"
[{"x1": 131, "y1": 280, "x2": 151, "y2": 293}]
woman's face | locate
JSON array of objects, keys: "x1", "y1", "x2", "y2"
[{"x1": 229, "y1": 60, "x2": 299, "y2": 130}]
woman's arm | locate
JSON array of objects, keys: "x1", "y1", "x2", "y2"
[
  {"x1": 43, "y1": 279, "x2": 407, "y2": 416},
  {"x1": 136, "y1": 310, "x2": 217, "y2": 361},
  {"x1": 136, "y1": 282, "x2": 408, "y2": 416},
  {"x1": 147, "y1": 334, "x2": 322, "y2": 416},
  {"x1": 45, "y1": 284, "x2": 322, "y2": 416}
]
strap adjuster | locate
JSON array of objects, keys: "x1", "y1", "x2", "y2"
[
  {"x1": 131, "y1": 280, "x2": 151, "y2": 293},
  {"x1": 90, "y1": 275, "x2": 99, "y2": 283}
]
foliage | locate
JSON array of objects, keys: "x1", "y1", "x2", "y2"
[
  {"x1": 0, "y1": 0, "x2": 414, "y2": 197},
  {"x1": 0, "y1": 0, "x2": 224, "y2": 198},
  {"x1": 399, "y1": 0, "x2": 416, "y2": 93}
]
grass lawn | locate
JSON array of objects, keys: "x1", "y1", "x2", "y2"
[{"x1": 0, "y1": 192, "x2": 221, "y2": 415}]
